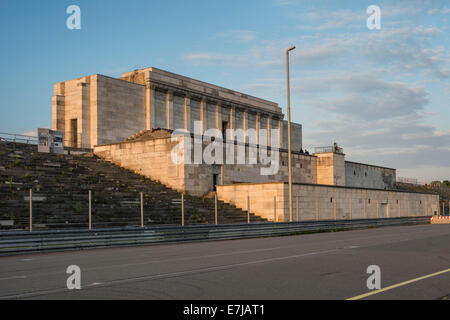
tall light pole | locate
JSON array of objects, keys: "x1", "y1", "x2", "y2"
[{"x1": 286, "y1": 45, "x2": 295, "y2": 222}]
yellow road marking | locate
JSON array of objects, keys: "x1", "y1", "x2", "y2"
[{"x1": 347, "y1": 268, "x2": 450, "y2": 300}]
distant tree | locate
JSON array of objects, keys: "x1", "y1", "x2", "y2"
[
  {"x1": 430, "y1": 181, "x2": 442, "y2": 189},
  {"x1": 443, "y1": 180, "x2": 450, "y2": 188}
]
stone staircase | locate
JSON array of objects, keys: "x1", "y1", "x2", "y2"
[{"x1": 0, "y1": 141, "x2": 266, "y2": 230}]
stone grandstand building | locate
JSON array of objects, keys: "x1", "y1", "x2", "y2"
[{"x1": 52, "y1": 67, "x2": 439, "y2": 221}]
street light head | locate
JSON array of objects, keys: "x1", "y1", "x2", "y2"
[{"x1": 287, "y1": 46, "x2": 296, "y2": 52}]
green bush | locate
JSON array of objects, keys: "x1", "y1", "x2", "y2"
[{"x1": 75, "y1": 201, "x2": 83, "y2": 214}]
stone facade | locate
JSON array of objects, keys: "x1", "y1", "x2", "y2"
[
  {"x1": 53, "y1": 67, "x2": 302, "y2": 151},
  {"x1": 345, "y1": 161, "x2": 396, "y2": 190},
  {"x1": 52, "y1": 74, "x2": 145, "y2": 148},
  {"x1": 216, "y1": 182, "x2": 440, "y2": 222},
  {"x1": 94, "y1": 129, "x2": 315, "y2": 196},
  {"x1": 315, "y1": 152, "x2": 346, "y2": 186},
  {"x1": 55, "y1": 66, "x2": 436, "y2": 222}
]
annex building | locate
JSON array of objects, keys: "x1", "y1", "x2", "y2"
[{"x1": 52, "y1": 67, "x2": 439, "y2": 221}]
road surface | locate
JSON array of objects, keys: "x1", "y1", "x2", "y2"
[{"x1": 0, "y1": 224, "x2": 449, "y2": 300}]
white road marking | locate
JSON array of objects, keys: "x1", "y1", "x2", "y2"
[{"x1": 0, "y1": 275, "x2": 26, "y2": 281}]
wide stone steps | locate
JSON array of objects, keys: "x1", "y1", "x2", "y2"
[{"x1": 0, "y1": 141, "x2": 265, "y2": 229}]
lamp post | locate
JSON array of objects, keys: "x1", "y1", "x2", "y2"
[{"x1": 286, "y1": 45, "x2": 295, "y2": 222}]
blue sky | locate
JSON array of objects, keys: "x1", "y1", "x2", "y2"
[{"x1": 0, "y1": 0, "x2": 449, "y2": 182}]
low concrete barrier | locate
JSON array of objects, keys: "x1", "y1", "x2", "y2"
[{"x1": 430, "y1": 216, "x2": 450, "y2": 224}]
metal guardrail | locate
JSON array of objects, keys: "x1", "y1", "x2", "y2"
[
  {"x1": 314, "y1": 145, "x2": 344, "y2": 154},
  {"x1": 0, "y1": 132, "x2": 38, "y2": 144},
  {"x1": 0, "y1": 216, "x2": 430, "y2": 255}
]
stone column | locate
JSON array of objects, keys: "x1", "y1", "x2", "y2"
[
  {"x1": 200, "y1": 98, "x2": 207, "y2": 134},
  {"x1": 278, "y1": 119, "x2": 282, "y2": 148},
  {"x1": 166, "y1": 89, "x2": 174, "y2": 130},
  {"x1": 52, "y1": 95, "x2": 65, "y2": 132},
  {"x1": 184, "y1": 94, "x2": 191, "y2": 131},
  {"x1": 215, "y1": 102, "x2": 222, "y2": 136},
  {"x1": 145, "y1": 81, "x2": 156, "y2": 130},
  {"x1": 229, "y1": 106, "x2": 235, "y2": 140},
  {"x1": 243, "y1": 110, "x2": 248, "y2": 143},
  {"x1": 255, "y1": 112, "x2": 260, "y2": 145}
]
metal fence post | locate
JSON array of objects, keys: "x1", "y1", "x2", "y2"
[
  {"x1": 214, "y1": 193, "x2": 218, "y2": 225},
  {"x1": 364, "y1": 198, "x2": 367, "y2": 219},
  {"x1": 89, "y1": 190, "x2": 92, "y2": 230},
  {"x1": 416, "y1": 200, "x2": 418, "y2": 216},
  {"x1": 408, "y1": 201, "x2": 410, "y2": 217},
  {"x1": 378, "y1": 201, "x2": 381, "y2": 218},
  {"x1": 333, "y1": 199, "x2": 337, "y2": 221},
  {"x1": 296, "y1": 196, "x2": 299, "y2": 222},
  {"x1": 247, "y1": 196, "x2": 250, "y2": 224},
  {"x1": 316, "y1": 199, "x2": 319, "y2": 221},
  {"x1": 29, "y1": 189, "x2": 32, "y2": 232},
  {"x1": 349, "y1": 198, "x2": 352, "y2": 220},
  {"x1": 274, "y1": 196, "x2": 277, "y2": 222},
  {"x1": 140, "y1": 192, "x2": 144, "y2": 228},
  {"x1": 182, "y1": 193, "x2": 185, "y2": 226}
]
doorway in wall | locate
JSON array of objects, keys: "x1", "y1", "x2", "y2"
[{"x1": 70, "y1": 118, "x2": 78, "y2": 148}]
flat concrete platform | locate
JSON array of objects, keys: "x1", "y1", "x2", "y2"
[{"x1": 0, "y1": 224, "x2": 449, "y2": 300}]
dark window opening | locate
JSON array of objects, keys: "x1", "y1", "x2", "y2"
[
  {"x1": 70, "y1": 118, "x2": 78, "y2": 148},
  {"x1": 213, "y1": 174, "x2": 218, "y2": 191},
  {"x1": 222, "y1": 121, "x2": 228, "y2": 140}
]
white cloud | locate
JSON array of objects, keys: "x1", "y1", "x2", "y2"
[
  {"x1": 216, "y1": 30, "x2": 258, "y2": 42},
  {"x1": 428, "y1": 7, "x2": 450, "y2": 15}
]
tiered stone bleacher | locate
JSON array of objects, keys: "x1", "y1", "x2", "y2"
[{"x1": 0, "y1": 141, "x2": 265, "y2": 230}]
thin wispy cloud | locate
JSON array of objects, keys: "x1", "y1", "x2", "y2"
[
  {"x1": 428, "y1": 7, "x2": 450, "y2": 15},
  {"x1": 216, "y1": 29, "x2": 258, "y2": 42}
]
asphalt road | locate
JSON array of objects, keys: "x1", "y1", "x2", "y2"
[{"x1": 0, "y1": 224, "x2": 449, "y2": 300}]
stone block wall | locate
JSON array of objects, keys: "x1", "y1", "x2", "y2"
[
  {"x1": 95, "y1": 75, "x2": 146, "y2": 145},
  {"x1": 94, "y1": 134, "x2": 317, "y2": 197},
  {"x1": 217, "y1": 182, "x2": 439, "y2": 222},
  {"x1": 315, "y1": 152, "x2": 346, "y2": 186},
  {"x1": 345, "y1": 161, "x2": 396, "y2": 190},
  {"x1": 94, "y1": 136, "x2": 186, "y2": 193},
  {"x1": 52, "y1": 74, "x2": 146, "y2": 148},
  {"x1": 216, "y1": 182, "x2": 285, "y2": 221}
]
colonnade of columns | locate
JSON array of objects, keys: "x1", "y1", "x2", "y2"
[{"x1": 144, "y1": 82, "x2": 284, "y2": 148}]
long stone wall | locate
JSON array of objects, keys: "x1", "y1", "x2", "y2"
[{"x1": 216, "y1": 182, "x2": 440, "y2": 222}]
